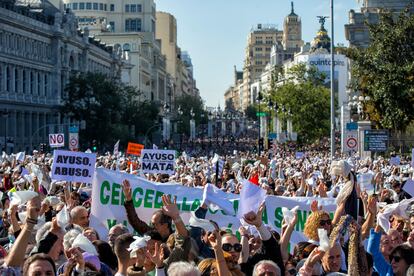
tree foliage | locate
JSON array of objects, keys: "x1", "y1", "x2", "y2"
[
  {"x1": 174, "y1": 94, "x2": 206, "y2": 134},
  {"x1": 61, "y1": 73, "x2": 159, "y2": 149},
  {"x1": 348, "y1": 9, "x2": 414, "y2": 132},
  {"x1": 270, "y1": 63, "x2": 330, "y2": 144},
  {"x1": 244, "y1": 104, "x2": 258, "y2": 120}
]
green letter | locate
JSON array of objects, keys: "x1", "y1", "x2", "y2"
[
  {"x1": 144, "y1": 189, "x2": 155, "y2": 208},
  {"x1": 133, "y1": 187, "x2": 143, "y2": 207},
  {"x1": 181, "y1": 197, "x2": 191, "y2": 211},
  {"x1": 154, "y1": 191, "x2": 164, "y2": 209},
  {"x1": 296, "y1": 210, "x2": 308, "y2": 232},
  {"x1": 274, "y1": 207, "x2": 283, "y2": 228},
  {"x1": 100, "y1": 181, "x2": 110, "y2": 205},
  {"x1": 191, "y1": 199, "x2": 201, "y2": 211},
  {"x1": 111, "y1": 183, "x2": 121, "y2": 205}
]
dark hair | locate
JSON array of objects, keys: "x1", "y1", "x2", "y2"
[
  {"x1": 23, "y1": 253, "x2": 56, "y2": 276},
  {"x1": 153, "y1": 210, "x2": 172, "y2": 232},
  {"x1": 93, "y1": 240, "x2": 118, "y2": 271},
  {"x1": 390, "y1": 244, "x2": 414, "y2": 266},
  {"x1": 146, "y1": 230, "x2": 163, "y2": 242},
  {"x1": 114, "y1": 233, "x2": 135, "y2": 261}
]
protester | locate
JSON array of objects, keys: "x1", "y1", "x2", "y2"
[{"x1": 1, "y1": 143, "x2": 414, "y2": 276}]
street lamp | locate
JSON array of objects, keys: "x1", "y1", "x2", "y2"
[
  {"x1": 348, "y1": 95, "x2": 371, "y2": 121},
  {"x1": 1, "y1": 111, "x2": 10, "y2": 153},
  {"x1": 268, "y1": 99, "x2": 274, "y2": 143},
  {"x1": 190, "y1": 108, "x2": 195, "y2": 141},
  {"x1": 216, "y1": 111, "x2": 221, "y2": 146},
  {"x1": 178, "y1": 105, "x2": 183, "y2": 150},
  {"x1": 257, "y1": 91, "x2": 263, "y2": 153},
  {"x1": 163, "y1": 103, "x2": 170, "y2": 146}
]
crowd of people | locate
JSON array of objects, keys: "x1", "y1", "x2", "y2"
[{"x1": 1, "y1": 145, "x2": 414, "y2": 276}]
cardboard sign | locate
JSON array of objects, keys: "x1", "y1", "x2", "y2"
[
  {"x1": 49, "y1": 133, "x2": 65, "y2": 148},
  {"x1": 295, "y1": 152, "x2": 305, "y2": 159},
  {"x1": 126, "y1": 142, "x2": 144, "y2": 156},
  {"x1": 51, "y1": 150, "x2": 96, "y2": 183},
  {"x1": 141, "y1": 149, "x2": 176, "y2": 175},
  {"x1": 403, "y1": 179, "x2": 414, "y2": 197},
  {"x1": 390, "y1": 156, "x2": 401, "y2": 166}
]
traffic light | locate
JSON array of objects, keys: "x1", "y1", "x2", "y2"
[
  {"x1": 259, "y1": 137, "x2": 264, "y2": 149},
  {"x1": 92, "y1": 140, "x2": 97, "y2": 152},
  {"x1": 39, "y1": 143, "x2": 47, "y2": 154}
]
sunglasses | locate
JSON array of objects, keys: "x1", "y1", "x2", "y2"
[
  {"x1": 319, "y1": 219, "x2": 332, "y2": 226},
  {"x1": 222, "y1": 243, "x2": 242, "y2": 253},
  {"x1": 390, "y1": 255, "x2": 402, "y2": 263},
  {"x1": 288, "y1": 268, "x2": 297, "y2": 275}
]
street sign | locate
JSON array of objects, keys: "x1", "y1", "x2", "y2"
[
  {"x1": 69, "y1": 132, "x2": 79, "y2": 151},
  {"x1": 69, "y1": 126, "x2": 79, "y2": 133},
  {"x1": 364, "y1": 129, "x2": 389, "y2": 152},
  {"x1": 49, "y1": 133, "x2": 65, "y2": 148},
  {"x1": 346, "y1": 122, "x2": 358, "y2": 131},
  {"x1": 256, "y1": 112, "x2": 267, "y2": 117},
  {"x1": 343, "y1": 131, "x2": 358, "y2": 152}
]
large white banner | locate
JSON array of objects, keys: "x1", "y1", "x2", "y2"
[
  {"x1": 90, "y1": 169, "x2": 337, "y2": 246},
  {"x1": 51, "y1": 150, "x2": 96, "y2": 183}
]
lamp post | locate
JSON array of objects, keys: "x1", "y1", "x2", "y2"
[
  {"x1": 348, "y1": 95, "x2": 371, "y2": 121},
  {"x1": 268, "y1": 99, "x2": 273, "y2": 146},
  {"x1": 1, "y1": 111, "x2": 9, "y2": 153},
  {"x1": 190, "y1": 108, "x2": 195, "y2": 141},
  {"x1": 177, "y1": 105, "x2": 183, "y2": 150},
  {"x1": 257, "y1": 91, "x2": 263, "y2": 153},
  {"x1": 163, "y1": 103, "x2": 170, "y2": 145},
  {"x1": 330, "y1": 0, "x2": 335, "y2": 158},
  {"x1": 216, "y1": 111, "x2": 221, "y2": 146}
]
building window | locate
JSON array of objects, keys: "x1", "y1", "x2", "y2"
[
  {"x1": 44, "y1": 74, "x2": 48, "y2": 96},
  {"x1": 125, "y1": 19, "x2": 141, "y2": 32},
  {"x1": 255, "y1": 47, "x2": 262, "y2": 51},
  {"x1": 104, "y1": 4, "x2": 107, "y2": 10},
  {"x1": 37, "y1": 73, "x2": 41, "y2": 95},
  {"x1": 130, "y1": 4, "x2": 136, "y2": 12},
  {"x1": 72, "y1": 3, "x2": 78, "y2": 10},
  {"x1": 137, "y1": 4, "x2": 142, "y2": 12},
  {"x1": 123, "y1": 43, "x2": 131, "y2": 51},
  {"x1": 63, "y1": 4, "x2": 66, "y2": 9},
  {"x1": 109, "y1": 21, "x2": 115, "y2": 32},
  {"x1": 256, "y1": 40, "x2": 263, "y2": 44},
  {"x1": 110, "y1": 4, "x2": 115, "y2": 11},
  {"x1": 265, "y1": 47, "x2": 271, "y2": 51},
  {"x1": 79, "y1": 2, "x2": 85, "y2": 10},
  {"x1": 99, "y1": 3, "x2": 103, "y2": 10},
  {"x1": 6, "y1": 67, "x2": 10, "y2": 92},
  {"x1": 125, "y1": 4, "x2": 129, "y2": 12},
  {"x1": 30, "y1": 72, "x2": 34, "y2": 94},
  {"x1": 86, "y1": 2, "x2": 92, "y2": 9},
  {"x1": 22, "y1": 70, "x2": 26, "y2": 93},
  {"x1": 93, "y1": 2, "x2": 98, "y2": 10},
  {"x1": 14, "y1": 68, "x2": 18, "y2": 92}
]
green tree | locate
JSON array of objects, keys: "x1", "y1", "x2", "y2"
[
  {"x1": 174, "y1": 94, "x2": 206, "y2": 134},
  {"x1": 244, "y1": 104, "x2": 258, "y2": 120},
  {"x1": 270, "y1": 63, "x2": 330, "y2": 144},
  {"x1": 62, "y1": 73, "x2": 159, "y2": 149},
  {"x1": 348, "y1": 9, "x2": 414, "y2": 132}
]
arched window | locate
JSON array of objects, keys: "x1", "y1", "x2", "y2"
[{"x1": 123, "y1": 43, "x2": 131, "y2": 51}]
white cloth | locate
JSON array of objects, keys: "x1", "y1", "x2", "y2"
[
  {"x1": 237, "y1": 179, "x2": 267, "y2": 219},
  {"x1": 377, "y1": 198, "x2": 414, "y2": 233},
  {"x1": 202, "y1": 184, "x2": 235, "y2": 215}
]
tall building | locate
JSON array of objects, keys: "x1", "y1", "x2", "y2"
[
  {"x1": 345, "y1": 0, "x2": 414, "y2": 48},
  {"x1": 64, "y1": 0, "x2": 168, "y2": 102},
  {"x1": 0, "y1": 0, "x2": 128, "y2": 152},
  {"x1": 238, "y1": 2, "x2": 303, "y2": 111},
  {"x1": 156, "y1": 12, "x2": 199, "y2": 100},
  {"x1": 241, "y1": 24, "x2": 283, "y2": 110}
]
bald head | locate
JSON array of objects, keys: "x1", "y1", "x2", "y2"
[{"x1": 70, "y1": 206, "x2": 89, "y2": 228}]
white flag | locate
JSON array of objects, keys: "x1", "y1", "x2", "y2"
[
  {"x1": 113, "y1": 140, "x2": 120, "y2": 156},
  {"x1": 152, "y1": 144, "x2": 158, "y2": 150},
  {"x1": 237, "y1": 179, "x2": 267, "y2": 219}
]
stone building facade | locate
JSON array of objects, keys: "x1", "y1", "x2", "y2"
[{"x1": 0, "y1": 0, "x2": 127, "y2": 153}]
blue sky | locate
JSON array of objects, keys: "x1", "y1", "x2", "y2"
[{"x1": 155, "y1": 0, "x2": 361, "y2": 108}]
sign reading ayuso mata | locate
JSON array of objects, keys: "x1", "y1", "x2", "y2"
[
  {"x1": 141, "y1": 149, "x2": 176, "y2": 175},
  {"x1": 51, "y1": 150, "x2": 97, "y2": 183}
]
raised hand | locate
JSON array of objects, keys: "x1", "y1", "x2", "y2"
[
  {"x1": 145, "y1": 242, "x2": 164, "y2": 268},
  {"x1": 27, "y1": 196, "x2": 41, "y2": 220},
  {"x1": 367, "y1": 196, "x2": 378, "y2": 215},
  {"x1": 161, "y1": 195, "x2": 180, "y2": 220},
  {"x1": 244, "y1": 203, "x2": 265, "y2": 228},
  {"x1": 310, "y1": 200, "x2": 319, "y2": 212},
  {"x1": 122, "y1": 179, "x2": 132, "y2": 201},
  {"x1": 207, "y1": 230, "x2": 222, "y2": 251}
]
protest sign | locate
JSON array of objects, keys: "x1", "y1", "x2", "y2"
[
  {"x1": 403, "y1": 179, "x2": 414, "y2": 197},
  {"x1": 49, "y1": 133, "x2": 65, "y2": 148},
  {"x1": 90, "y1": 168, "x2": 337, "y2": 246},
  {"x1": 295, "y1": 152, "x2": 305, "y2": 159},
  {"x1": 127, "y1": 142, "x2": 144, "y2": 156},
  {"x1": 51, "y1": 150, "x2": 96, "y2": 183},
  {"x1": 390, "y1": 156, "x2": 401, "y2": 166},
  {"x1": 357, "y1": 173, "x2": 375, "y2": 195},
  {"x1": 141, "y1": 149, "x2": 176, "y2": 175},
  {"x1": 412, "y1": 149, "x2": 414, "y2": 168}
]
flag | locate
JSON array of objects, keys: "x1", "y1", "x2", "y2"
[
  {"x1": 152, "y1": 144, "x2": 158, "y2": 150},
  {"x1": 113, "y1": 140, "x2": 120, "y2": 156},
  {"x1": 202, "y1": 184, "x2": 235, "y2": 215},
  {"x1": 237, "y1": 179, "x2": 267, "y2": 218}
]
